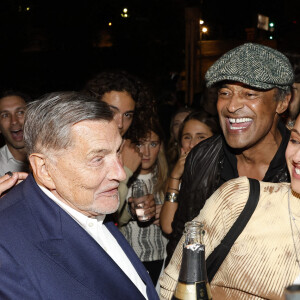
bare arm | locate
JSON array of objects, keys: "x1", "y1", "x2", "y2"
[{"x1": 160, "y1": 149, "x2": 187, "y2": 234}]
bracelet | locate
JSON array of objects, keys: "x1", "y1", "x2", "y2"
[
  {"x1": 165, "y1": 192, "x2": 178, "y2": 203},
  {"x1": 167, "y1": 187, "x2": 179, "y2": 192},
  {"x1": 169, "y1": 176, "x2": 181, "y2": 180}
]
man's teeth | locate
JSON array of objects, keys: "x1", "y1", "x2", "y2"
[
  {"x1": 228, "y1": 118, "x2": 252, "y2": 130},
  {"x1": 228, "y1": 118, "x2": 252, "y2": 124},
  {"x1": 295, "y1": 168, "x2": 300, "y2": 175}
]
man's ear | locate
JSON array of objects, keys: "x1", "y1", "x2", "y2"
[
  {"x1": 276, "y1": 92, "x2": 292, "y2": 114},
  {"x1": 29, "y1": 153, "x2": 56, "y2": 190}
]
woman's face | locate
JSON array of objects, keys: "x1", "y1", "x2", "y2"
[
  {"x1": 172, "y1": 112, "x2": 190, "y2": 141},
  {"x1": 181, "y1": 119, "x2": 213, "y2": 153},
  {"x1": 286, "y1": 116, "x2": 300, "y2": 194},
  {"x1": 137, "y1": 131, "x2": 161, "y2": 174}
]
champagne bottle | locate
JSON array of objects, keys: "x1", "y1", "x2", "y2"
[{"x1": 172, "y1": 221, "x2": 212, "y2": 300}]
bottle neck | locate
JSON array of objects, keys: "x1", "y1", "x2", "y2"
[
  {"x1": 178, "y1": 243, "x2": 208, "y2": 283},
  {"x1": 183, "y1": 221, "x2": 204, "y2": 246}
]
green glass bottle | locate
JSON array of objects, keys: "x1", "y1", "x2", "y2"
[{"x1": 172, "y1": 221, "x2": 212, "y2": 300}]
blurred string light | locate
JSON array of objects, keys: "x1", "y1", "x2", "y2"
[
  {"x1": 18, "y1": 5, "x2": 31, "y2": 12},
  {"x1": 199, "y1": 19, "x2": 209, "y2": 40},
  {"x1": 121, "y1": 8, "x2": 129, "y2": 18}
]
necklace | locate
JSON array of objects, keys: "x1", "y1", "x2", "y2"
[{"x1": 288, "y1": 188, "x2": 300, "y2": 269}]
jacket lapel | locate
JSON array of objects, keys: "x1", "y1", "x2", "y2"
[{"x1": 105, "y1": 221, "x2": 159, "y2": 300}]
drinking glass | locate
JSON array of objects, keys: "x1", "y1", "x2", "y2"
[{"x1": 132, "y1": 180, "x2": 150, "y2": 222}]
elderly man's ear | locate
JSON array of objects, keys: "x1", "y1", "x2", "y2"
[
  {"x1": 29, "y1": 154, "x2": 56, "y2": 190},
  {"x1": 276, "y1": 92, "x2": 292, "y2": 115}
]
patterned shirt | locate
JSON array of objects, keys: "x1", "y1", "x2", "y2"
[
  {"x1": 121, "y1": 172, "x2": 167, "y2": 262},
  {"x1": 0, "y1": 144, "x2": 28, "y2": 176}
]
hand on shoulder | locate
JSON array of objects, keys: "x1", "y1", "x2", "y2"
[{"x1": 0, "y1": 172, "x2": 29, "y2": 197}]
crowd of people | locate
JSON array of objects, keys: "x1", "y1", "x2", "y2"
[{"x1": 0, "y1": 42, "x2": 299, "y2": 299}]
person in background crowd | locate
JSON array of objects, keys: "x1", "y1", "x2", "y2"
[
  {"x1": 166, "y1": 43, "x2": 294, "y2": 265},
  {"x1": 191, "y1": 84, "x2": 219, "y2": 119},
  {"x1": 83, "y1": 70, "x2": 157, "y2": 226},
  {"x1": 166, "y1": 107, "x2": 194, "y2": 171},
  {"x1": 160, "y1": 103, "x2": 300, "y2": 300},
  {"x1": 285, "y1": 53, "x2": 300, "y2": 128},
  {"x1": 121, "y1": 117, "x2": 168, "y2": 286},
  {"x1": 160, "y1": 111, "x2": 219, "y2": 235},
  {"x1": 156, "y1": 88, "x2": 180, "y2": 143},
  {"x1": 0, "y1": 92, "x2": 159, "y2": 299},
  {"x1": 0, "y1": 90, "x2": 30, "y2": 176}
]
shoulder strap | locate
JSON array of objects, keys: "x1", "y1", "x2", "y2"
[{"x1": 206, "y1": 178, "x2": 260, "y2": 282}]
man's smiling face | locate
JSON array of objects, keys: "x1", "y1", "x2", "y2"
[{"x1": 217, "y1": 82, "x2": 283, "y2": 150}]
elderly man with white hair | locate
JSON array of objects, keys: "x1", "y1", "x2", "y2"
[{"x1": 0, "y1": 92, "x2": 159, "y2": 300}]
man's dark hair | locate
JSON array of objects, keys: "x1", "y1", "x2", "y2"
[
  {"x1": 84, "y1": 70, "x2": 138, "y2": 101},
  {"x1": 0, "y1": 90, "x2": 31, "y2": 103}
]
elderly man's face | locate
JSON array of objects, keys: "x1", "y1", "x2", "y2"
[
  {"x1": 217, "y1": 83, "x2": 285, "y2": 149},
  {"x1": 47, "y1": 120, "x2": 126, "y2": 217}
]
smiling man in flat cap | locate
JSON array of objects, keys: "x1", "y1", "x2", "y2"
[
  {"x1": 160, "y1": 43, "x2": 295, "y2": 299},
  {"x1": 164, "y1": 43, "x2": 294, "y2": 266}
]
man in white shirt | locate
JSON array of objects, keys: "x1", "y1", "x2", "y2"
[
  {"x1": 0, "y1": 91, "x2": 159, "y2": 300},
  {"x1": 0, "y1": 90, "x2": 30, "y2": 175}
]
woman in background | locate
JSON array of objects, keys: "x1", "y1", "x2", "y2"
[
  {"x1": 160, "y1": 111, "x2": 220, "y2": 235},
  {"x1": 121, "y1": 117, "x2": 168, "y2": 286},
  {"x1": 166, "y1": 107, "x2": 194, "y2": 172}
]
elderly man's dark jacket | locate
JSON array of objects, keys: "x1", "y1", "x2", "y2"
[
  {"x1": 166, "y1": 121, "x2": 290, "y2": 265},
  {"x1": 0, "y1": 174, "x2": 159, "y2": 300}
]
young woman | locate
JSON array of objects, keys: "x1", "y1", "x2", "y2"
[
  {"x1": 166, "y1": 107, "x2": 194, "y2": 172},
  {"x1": 120, "y1": 118, "x2": 168, "y2": 286},
  {"x1": 160, "y1": 111, "x2": 220, "y2": 235}
]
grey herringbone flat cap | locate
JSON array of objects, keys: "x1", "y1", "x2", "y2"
[{"x1": 205, "y1": 43, "x2": 294, "y2": 90}]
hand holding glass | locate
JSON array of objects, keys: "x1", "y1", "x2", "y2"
[{"x1": 132, "y1": 181, "x2": 151, "y2": 222}]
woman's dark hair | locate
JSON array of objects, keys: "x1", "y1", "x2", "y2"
[{"x1": 83, "y1": 70, "x2": 157, "y2": 142}]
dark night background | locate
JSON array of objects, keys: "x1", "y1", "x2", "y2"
[{"x1": 0, "y1": 0, "x2": 300, "y2": 98}]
